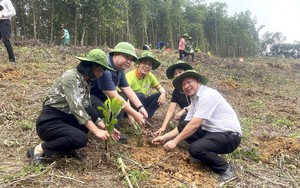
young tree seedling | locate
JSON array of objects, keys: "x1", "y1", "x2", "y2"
[{"x1": 98, "y1": 97, "x2": 124, "y2": 161}]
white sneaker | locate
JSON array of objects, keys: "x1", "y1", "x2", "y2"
[{"x1": 9, "y1": 60, "x2": 16, "y2": 65}]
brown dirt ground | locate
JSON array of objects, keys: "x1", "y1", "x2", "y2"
[{"x1": 0, "y1": 45, "x2": 300, "y2": 187}]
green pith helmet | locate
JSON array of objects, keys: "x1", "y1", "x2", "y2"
[
  {"x1": 173, "y1": 70, "x2": 209, "y2": 91},
  {"x1": 182, "y1": 33, "x2": 189, "y2": 38},
  {"x1": 166, "y1": 60, "x2": 193, "y2": 79},
  {"x1": 75, "y1": 49, "x2": 114, "y2": 71},
  {"x1": 187, "y1": 36, "x2": 193, "y2": 40},
  {"x1": 137, "y1": 51, "x2": 161, "y2": 70},
  {"x1": 109, "y1": 42, "x2": 138, "y2": 61}
]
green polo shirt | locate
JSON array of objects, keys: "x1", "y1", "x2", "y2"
[{"x1": 126, "y1": 68, "x2": 159, "y2": 95}]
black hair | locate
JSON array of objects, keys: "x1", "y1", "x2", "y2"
[{"x1": 77, "y1": 61, "x2": 97, "y2": 80}]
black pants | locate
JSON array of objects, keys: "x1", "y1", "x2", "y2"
[
  {"x1": 0, "y1": 19, "x2": 15, "y2": 61},
  {"x1": 135, "y1": 92, "x2": 160, "y2": 118},
  {"x1": 186, "y1": 52, "x2": 195, "y2": 62},
  {"x1": 177, "y1": 121, "x2": 241, "y2": 173},
  {"x1": 178, "y1": 50, "x2": 188, "y2": 60},
  {"x1": 90, "y1": 93, "x2": 128, "y2": 127},
  {"x1": 36, "y1": 106, "x2": 98, "y2": 157}
]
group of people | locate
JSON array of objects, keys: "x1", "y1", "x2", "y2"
[
  {"x1": 27, "y1": 41, "x2": 242, "y2": 182},
  {"x1": 178, "y1": 33, "x2": 195, "y2": 62}
]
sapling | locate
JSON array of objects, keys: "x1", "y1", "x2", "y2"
[
  {"x1": 133, "y1": 121, "x2": 143, "y2": 147},
  {"x1": 98, "y1": 97, "x2": 124, "y2": 161}
]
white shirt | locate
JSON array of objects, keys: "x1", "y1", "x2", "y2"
[
  {"x1": 0, "y1": 0, "x2": 16, "y2": 20},
  {"x1": 185, "y1": 85, "x2": 242, "y2": 135}
]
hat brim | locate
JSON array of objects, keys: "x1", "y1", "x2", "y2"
[
  {"x1": 109, "y1": 50, "x2": 138, "y2": 61},
  {"x1": 173, "y1": 71, "x2": 208, "y2": 91},
  {"x1": 166, "y1": 63, "x2": 193, "y2": 79},
  {"x1": 75, "y1": 56, "x2": 115, "y2": 71},
  {"x1": 138, "y1": 57, "x2": 161, "y2": 70}
]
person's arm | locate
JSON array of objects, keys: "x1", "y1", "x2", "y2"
[
  {"x1": 154, "y1": 102, "x2": 177, "y2": 135},
  {"x1": 174, "y1": 104, "x2": 191, "y2": 120},
  {"x1": 155, "y1": 85, "x2": 167, "y2": 106},
  {"x1": 61, "y1": 30, "x2": 66, "y2": 39},
  {"x1": 164, "y1": 117, "x2": 203, "y2": 150},
  {"x1": 85, "y1": 120, "x2": 110, "y2": 141},
  {"x1": 120, "y1": 86, "x2": 148, "y2": 118},
  {"x1": 1, "y1": 0, "x2": 16, "y2": 19},
  {"x1": 103, "y1": 88, "x2": 146, "y2": 126},
  {"x1": 152, "y1": 126, "x2": 179, "y2": 145}
]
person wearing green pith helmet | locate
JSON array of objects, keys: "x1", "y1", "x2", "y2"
[
  {"x1": 152, "y1": 70, "x2": 242, "y2": 182},
  {"x1": 154, "y1": 60, "x2": 193, "y2": 136},
  {"x1": 126, "y1": 51, "x2": 167, "y2": 120},
  {"x1": 185, "y1": 37, "x2": 195, "y2": 63},
  {"x1": 27, "y1": 49, "x2": 120, "y2": 166},
  {"x1": 90, "y1": 42, "x2": 148, "y2": 142}
]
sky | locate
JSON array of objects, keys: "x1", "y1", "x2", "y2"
[{"x1": 204, "y1": 0, "x2": 300, "y2": 43}]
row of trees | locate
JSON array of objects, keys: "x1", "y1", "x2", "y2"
[{"x1": 10, "y1": 0, "x2": 271, "y2": 57}]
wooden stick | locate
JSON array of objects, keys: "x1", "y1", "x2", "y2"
[{"x1": 117, "y1": 157, "x2": 133, "y2": 188}]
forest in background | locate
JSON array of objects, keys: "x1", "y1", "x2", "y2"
[{"x1": 9, "y1": 0, "x2": 298, "y2": 57}]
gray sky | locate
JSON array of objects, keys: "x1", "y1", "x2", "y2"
[{"x1": 204, "y1": 0, "x2": 300, "y2": 43}]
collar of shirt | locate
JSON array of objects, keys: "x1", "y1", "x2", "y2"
[
  {"x1": 191, "y1": 84, "x2": 206, "y2": 101},
  {"x1": 135, "y1": 68, "x2": 147, "y2": 79}
]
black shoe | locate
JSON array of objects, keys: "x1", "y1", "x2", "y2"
[
  {"x1": 119, "y1": 134, "x2": 128, "y2": 144},
  {"x1": 65, "y1": 150, "x2": 86, "y2": 160},
  {"x1": 188, "y1": 156, "x2": 201, "y2": 164},
  {"x1": 219, "y1": 164, "x2": 235, "y2": 182},
  {"x1": 26, "y1": 146, "x2": 45, "y2": 166}
]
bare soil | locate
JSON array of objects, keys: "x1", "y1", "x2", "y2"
[{"x1": 0, "y1": 45, "x2": 299, "y2": 187}]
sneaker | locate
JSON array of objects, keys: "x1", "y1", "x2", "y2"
[
  {"x1": 219, "y1": 164, "x2": 235, "y2": 182},
  {"x1": 65, "y1": 150, "x2": 86, "y2": 160},
  {"x1": 9, "y1": 60, "x2": 16, "y2": 65},
  {"x1": 26, "y1": 146, "x2": 46, "y2": 166},
  {"x1": 119, "y1": 134, "x2": 128, "y2": 144}
]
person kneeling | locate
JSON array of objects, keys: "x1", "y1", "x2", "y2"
[
  {"x1": 152, "y1": 70, "x2": 242, "y2": 182},
  {"x1": 126, "y1": 51, "x2": 167, "y2": 121}
]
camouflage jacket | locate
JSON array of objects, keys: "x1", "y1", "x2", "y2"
[{"x1": 43, "y1": 69, "x2": 98, "y2": 125}]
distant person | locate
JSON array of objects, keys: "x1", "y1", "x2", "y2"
[
  {"x1": 126, "y1": 51, "x2": 167, "y2": 119},
  {"x1": 142, "y1": 44, "x2": 151, "y2": 50},
  {"x1": 178, "y1": 34, "x2": 188, "y2": 60},
  {"x1": 27, "y1": 49, "x2": 120, "y2": 166},
  {"x1": 0, "y1": 0, "x2": 16, "y2": 65},
  {"x1": 152, "y1": 70, "x2": 242, "y2": 182},
  {"x1": 154, "y1": 61, "x2": 193, "y2": 136},
  {"x1": 157, "y1": 41, "x2": 167, "y2": 50},
  {"x1": 185, "y1": 37, "x2": 195, "y2": 63},
  {"x1": 90, "y1": 42, "x2": 147, "y2": 143},
  {"x1": 61, "y1": 25, "x2": 70, "y2": 46}
]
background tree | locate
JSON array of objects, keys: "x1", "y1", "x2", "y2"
[{"x1": 10, "y1": 0, "x2": 278, "y2": 57}]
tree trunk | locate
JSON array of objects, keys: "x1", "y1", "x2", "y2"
[{"x1": 80, "y1": 26, "x2": 86, "y2": 46}]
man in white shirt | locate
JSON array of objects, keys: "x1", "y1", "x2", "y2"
[
  {"x1": 152, "y1": 70, "x2": 242, "y2": 182},
  {"x1": 0, "y1": 0, "x2": 16, "y2": 65}
]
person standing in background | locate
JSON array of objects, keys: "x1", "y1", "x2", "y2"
[
  {"x1": 61, "y1": 25, "x2": 70, "y2": 46},
  {"x1": 0, "y1": 0, "x2": 16, "y2": 65},
  {"x1": 178, "y1": 34, "x2": 188, "y2": 60}
]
